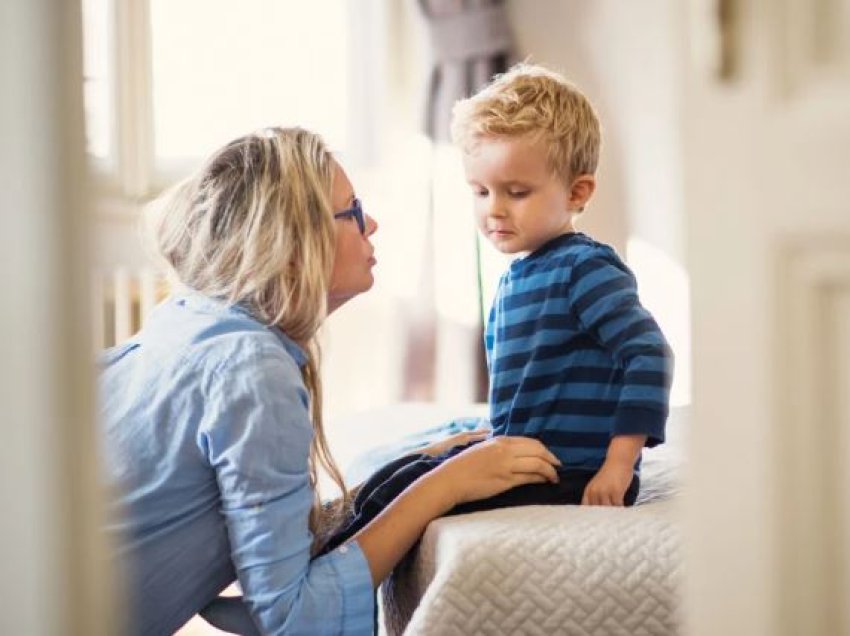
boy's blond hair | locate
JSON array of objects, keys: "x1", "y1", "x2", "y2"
[{"x1": 451, "y1": 63, "x2": 601, "y2": 183}]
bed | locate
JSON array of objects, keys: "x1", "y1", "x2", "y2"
[{"x1": 333, "y1": 403, "x2": 687, "y2": 636}]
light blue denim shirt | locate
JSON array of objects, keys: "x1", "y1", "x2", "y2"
[{"x1": 99, "y1": 294, "x2": 374, "y2": 635}]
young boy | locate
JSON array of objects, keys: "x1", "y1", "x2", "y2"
[
  {"x1": 451, "y1": 63, "x2": 673, "y2": 507},
  {"x1": 319, "y1": 65, "x2": 673, "y2": 556}
]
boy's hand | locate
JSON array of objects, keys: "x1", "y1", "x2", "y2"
[
  {"x1": 581, "y1": 459, "x2": 633, "y2": 506},
  {"x1": 582, "y1": 433, "x2": 646, "y2": 506}
]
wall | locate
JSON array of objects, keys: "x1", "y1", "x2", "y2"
[
  {"x1": 507, "y1": 0, "x2": 690, "y2": 404},
  {"x1": 506, "y1": 0, "x2": 684, "y2": 261}
]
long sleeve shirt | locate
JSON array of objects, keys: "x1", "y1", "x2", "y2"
[
  {"x1": 486, "y1": 232, "x2": 674, "y2": 472},
  {"x1": 99, "y1": 294, "x2": 374, "y2": 635}
]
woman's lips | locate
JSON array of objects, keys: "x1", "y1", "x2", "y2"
[{"x1": 489, "y1": 229, "x2": 514, "y2": 238}]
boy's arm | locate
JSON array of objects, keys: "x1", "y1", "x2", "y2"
[
  {"x1": 567, "y1": 249, "x2": 673, "y2": 505},
  {"x1": 568, "y1": 249, "x2": 674, "y2": 448},
  {"x1": 606, "y1": 433, "x2": 647, "y2": 466}
]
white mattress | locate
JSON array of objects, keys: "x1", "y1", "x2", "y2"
[
  {"x1": 330, "y1": 403, "x2": 687, "y2": 636},
  {"x1": 382, "y1": 499, "x2": 682, "y2": 636}
]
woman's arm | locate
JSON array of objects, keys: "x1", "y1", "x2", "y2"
[
  {"x1": 339, "y1": 428, "x2": 490, "y2": 498},
  {"x1": 202, "y1": 346, "x2": 375, "y2": 635},
  {"x1": 205, "y1": 344, "x2": 560, "y2": 629},
  {"x1": 353, "y1": 436, "x2": 561, "y2": 585}
]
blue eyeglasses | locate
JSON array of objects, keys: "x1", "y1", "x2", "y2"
[{"x1": 333, "y1": 198, "x2": 366, "y2": 235}]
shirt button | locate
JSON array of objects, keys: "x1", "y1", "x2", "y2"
[{"x1": 338, "y1": 545, "x2": 349, "y2": 554}]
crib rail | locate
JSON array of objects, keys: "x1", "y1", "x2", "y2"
[{"x1": 91, "y1": 268, "x2": 169, "y2": 349}]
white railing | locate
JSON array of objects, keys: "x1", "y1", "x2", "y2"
[{"x1": 91, "y1": 267, "x2": 168, "y2": 349}]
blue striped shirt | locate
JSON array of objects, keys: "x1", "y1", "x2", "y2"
[
  {"x1": 99, "y1": 294, "x2": 374, "y2": 635},
  {"x1": 485, "y1": 233, "x2": 673, "y2": 472}
]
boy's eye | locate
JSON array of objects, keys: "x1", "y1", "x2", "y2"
[
  {"x1": 472, "y1": 187, "x2": 488, "y2": 197},
  {"x1": 508, "y1": 190, "x2": 530, "y2": 199}
]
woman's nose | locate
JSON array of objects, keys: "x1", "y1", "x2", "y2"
[{"x1": 365, "y1": 213, "x2": 378, "y2": 237}]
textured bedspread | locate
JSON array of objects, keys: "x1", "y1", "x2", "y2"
[
  {"x1": 382, "y1": 499, "x2": 683, "y2": 636},
  {"x1": 334, "y1": 403, "x2": 687, "y2": 636}
]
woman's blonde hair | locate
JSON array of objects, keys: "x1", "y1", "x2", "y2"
[
  {"x1": 451, "y1": 63, "x2": 601, "y2": 184},
  {"x1": 148, "y1": 126, "x2": 349, "y2": 543}
]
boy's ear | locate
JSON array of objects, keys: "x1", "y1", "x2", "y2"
[{"x1": 567, "y1": 174, "x2": 596, "y2": 212}]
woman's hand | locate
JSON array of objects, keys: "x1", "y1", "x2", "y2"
[
  {"x1": 353, "y1": 435, "x2": 560, "y2": 586},
  {"x1": 415, "y1": 429, "x2": 491, "y2": 457},
  {"x1": 428, "y1": 436, "x2": 562, "y2": 507}
]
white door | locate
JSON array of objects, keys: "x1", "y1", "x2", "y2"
[
  {"x1": 0, "y1": 1, "x2": 115, "y2": 634},
  {"x1": 683, "y1": 0, "x2": 850, "y2": 634}
]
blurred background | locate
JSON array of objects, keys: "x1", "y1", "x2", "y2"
[
  {"x1": 80, "y1": 0, "x2": 691, "y2": 422},
  {"x1": 3, "y1": 0, "x2": 849, "y2": 634}
]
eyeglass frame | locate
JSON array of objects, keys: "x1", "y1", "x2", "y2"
[{"x1": 333, "y1": 198, "x2": 366, "y2": 235}]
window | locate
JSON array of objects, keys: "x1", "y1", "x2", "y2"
[
  {"x1": 81, "y1": 0, "x2": 114, "y2": 163},
  {"x1": 150, "y1": 0, "x2": 350, "y2": 173},
  {"x1": 82, "y1": 0, "x2": 360, "y2": 199}
]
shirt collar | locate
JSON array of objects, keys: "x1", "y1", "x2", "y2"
[
  {"x1": 527, "y1": 231, "x2": 583, "y2": 260},
  {"x1": 510, "y1": 232, "x2": 584, "y2": 273},
  {"x1": 176, "y1": 292, "x2": 309, "y2": 367}
]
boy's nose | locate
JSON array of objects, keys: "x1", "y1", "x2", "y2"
[{"x1": 486, "y1": 200, "x2": 508, "y2": 218}]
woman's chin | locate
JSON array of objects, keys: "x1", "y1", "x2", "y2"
[
  {"x1": 356, "y1": 270, "x2": 376, "y2": 293},
  {"x1": 328, "y1": 279, "x2": 374, "y2": 312}
]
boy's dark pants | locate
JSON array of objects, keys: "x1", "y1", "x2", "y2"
[{"x1": 318, "y1": 443, "x2": 640, "y2": 556}]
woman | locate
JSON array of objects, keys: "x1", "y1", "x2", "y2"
[{"x1": 99, "y1": 127, "x2": 561, "y2": 635}]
